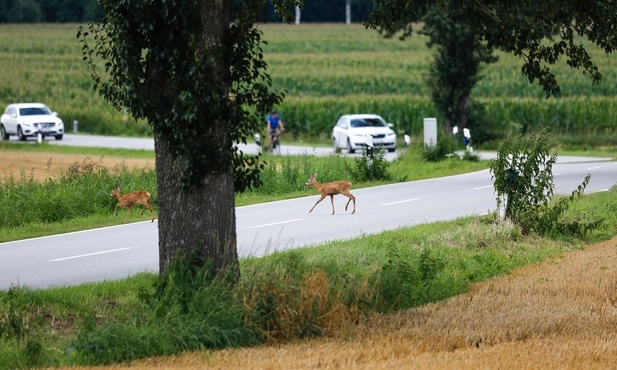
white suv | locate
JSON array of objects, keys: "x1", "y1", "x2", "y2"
[{"x1": 1, "y1": 103, "x2": 64, "y2": 141}]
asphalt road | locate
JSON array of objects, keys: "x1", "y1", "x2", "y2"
[
  {"x1": 44, "y1": 133, "x2": 402, "y2": 160},
  {"x1": 1, "y1": 134, "x2": 615, "y2": 290}
]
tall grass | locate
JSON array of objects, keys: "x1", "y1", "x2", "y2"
[{"x1": 0, "y1": 157, "x2": 156, "y2": 231}]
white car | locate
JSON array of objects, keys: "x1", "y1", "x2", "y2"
[
  {"x1": 1, "y1": 103, "x2": 64, "y2": 141},
  {"x1": 332, "y1": 114, "x2": 397, "y2": 153}
]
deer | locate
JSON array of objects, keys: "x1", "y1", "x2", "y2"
[
  {"x1": 304, "y1": 172, "x2": 356, "y2": 215},
  {"x1": 109, "y1": 184, "x2": 154, "y2": 223}
]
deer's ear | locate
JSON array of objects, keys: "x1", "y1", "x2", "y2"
[{"x1": 312, "y1": 173, "x2": 317, "y2": 179}]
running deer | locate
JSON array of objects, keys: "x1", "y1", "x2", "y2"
[
  {"x1": 110, "y1": 184, "x2": 154, "y2": 223},
  {"x1": 304, "y1": 173, "x2": 356, "y2": 215}
]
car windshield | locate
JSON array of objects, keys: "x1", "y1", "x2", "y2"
[
  {"x1": 350, "y1": 118, "x2": 386, "y2": 128},
  {"x1": 19, "y1": 107, "x2": 51, "y2": 116}
]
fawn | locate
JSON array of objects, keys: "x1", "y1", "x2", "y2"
[
  {"x1": 110, "y1": 184, "x2": 154, "y2": 223},
  {"x1": 304, "y1": 172, "x2": 356, "y2": 215}
]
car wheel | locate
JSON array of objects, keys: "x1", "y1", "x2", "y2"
[
  {"x1": 55, "y1": 134, "x2": 63, "y2": 140},
  {"x1": 347, "y1": 138, "x2": 355, "y2": 154},
  {"x1": 17, "y1": 126, "x2": 26, "y2": 141},
  {"x1": 0, "y1": 125, "x2": 8, "y2": 141}
]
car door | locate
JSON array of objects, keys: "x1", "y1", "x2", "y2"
[
  {"x1": 3, "y1": 106, "x2": 18, "y2": 134},
  {"x1": 333, "y1": 116, "x2": 349, "y2": 149}
]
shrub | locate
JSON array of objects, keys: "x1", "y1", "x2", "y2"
[
  {"x1": 488, "y1": 130, "x2": 603, "y2": 236},
  {"x1": 422, "y1": 134, "x2": 457, "y2": 161},
  {"x1": 351, "y1": 146, "x2": 391, "y2": 181}
]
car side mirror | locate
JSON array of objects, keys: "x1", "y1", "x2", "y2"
[
  {"x1": 52, "y1": 112, "x2": 58, "y2": 116},
  {"x1": 387, "y1": 123, "x2": 394, "y2": 128}
]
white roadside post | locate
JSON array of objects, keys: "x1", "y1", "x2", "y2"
[
  {"x1": 463, "y1": 128, "x2": 472, "y2": 153},
  {"x1": 423, "y1": 117, "x2": 437, "y2": 148}
]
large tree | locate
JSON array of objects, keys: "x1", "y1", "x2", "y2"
[
  {"x1": 366, "y1": 0, "x2": 617, "y2": 98},
  {"x1": 78, "y1": 0, "x2": 297, "y2": 279}
]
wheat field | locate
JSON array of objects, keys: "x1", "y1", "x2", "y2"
[{"x1": 72, "y1": 236, "x2": 617, "y2": 370}]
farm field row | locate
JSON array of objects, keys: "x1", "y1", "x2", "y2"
[{"x1": 1, "y1": 23, "x2": 615, "y2": 141}]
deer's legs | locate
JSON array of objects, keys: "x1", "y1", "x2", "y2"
[
  {"x1": 124, "y1": 207, "x2": 132, "y2": 223},
  {"x1": 309, "y1": 195, "x2": 326, "y2": 213},
  {"x1": 329, "y1": 195, "x2": 335, "y2": 215},
  {"x1": 145, "y1": 202, "x2": 154, "y2": 222},
  {"x1": 343, "y1": 191, "x2": 356, "y2": 214}
]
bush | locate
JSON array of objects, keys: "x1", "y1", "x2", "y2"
[
  {"x1": 351, "y1": 146, "x2": 391, "y2": 181},
  {"x1": 422, "y1": 135, "x2": 457, "y2": 162},
  {"x1": 488, "y1": 130, "x2": 603, "y2": 236}
]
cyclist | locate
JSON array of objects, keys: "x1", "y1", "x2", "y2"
[{"x1": 266, "y1": 109, "x2": 285, "y2": 152}]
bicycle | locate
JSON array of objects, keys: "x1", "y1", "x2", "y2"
[{"x1": 269, "y1": 130, "x2": 282, "y2": 154}]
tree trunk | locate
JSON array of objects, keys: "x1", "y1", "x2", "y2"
[
  {"x1": 457, "y1": 94, "x2": 470, "y2": 131},
  {"x1": 155, "y1": 131, "x2": 238, "y2": 279},
  {"x1": 155, "y1": 0, "x2": 239, "y2": 279}
]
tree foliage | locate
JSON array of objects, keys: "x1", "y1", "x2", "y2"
[
  {"x1": 366, "y1": 0, "x2": 617, "y2": 97},
  {"x1": 420, "y1": 10, "x2": 497, "y2": 133},
  {"x1": 77, "y1": 0, "x2": 293, "y2": 190}
]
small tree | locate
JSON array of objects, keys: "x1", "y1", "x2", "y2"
[
  {"x1": 420, "y1": 10, "x2": 497, "y2": 135},
  {"x1": 489, "y1": 131, "x2": 597, "y2": 235}
]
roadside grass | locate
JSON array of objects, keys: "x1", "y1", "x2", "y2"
[
  {"x1": 1, "y1": 188, "x2": 615, "y2": 367},
  {"x1": 0, "y1": 145, "x2": 488, "y2": 241}
]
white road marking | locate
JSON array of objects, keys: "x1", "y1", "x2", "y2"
[
  {"x1": 381, "y1": 198, "x2": 419, "y2": 206},
  {"x1": 250, "y1": 218, "x2": 304, "y2": 229},
  {"x1": 472, "y1": 185, "x2": 493, "y2": 190},
  {"x1": 50, "y1": 247, "x2": 133, "y2": 262},
  {"x1": 587, "y1": 166, "x2": 603, "y2": 170}
]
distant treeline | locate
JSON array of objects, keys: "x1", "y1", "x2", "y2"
[
  {"x1": 0, "y1": 0, "x2": 375, "y2": 24},
  {"x1": 0, "y1": 0, "x2": 103, "y2": 23}
]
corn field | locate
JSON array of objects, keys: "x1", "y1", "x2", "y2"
[{"x1": 0, "y1": 23, "x2": 615, "y2": 142}]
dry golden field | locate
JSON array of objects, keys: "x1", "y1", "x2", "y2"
[
  {"x1": 71, "y1": 236, "x2": 617, "y2": 370},
  {"x1": 0, "y1": 151, "x2": 154, "y2": 182}
]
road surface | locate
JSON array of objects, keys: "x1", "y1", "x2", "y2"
[{"x1": 1, "y1": 155, "x2": 614, "y2": 289}]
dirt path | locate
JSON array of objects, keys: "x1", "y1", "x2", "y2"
[
  {"x1": 0, "y1": 151, "x2": 154, "y2": 182},
  {"x1": 84, "y1": 236, "x2": 617, "y2": 370}
]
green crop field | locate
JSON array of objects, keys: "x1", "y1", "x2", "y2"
[{"x1": 1, "y1": 23, "x2": 615, "y2": 144}]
